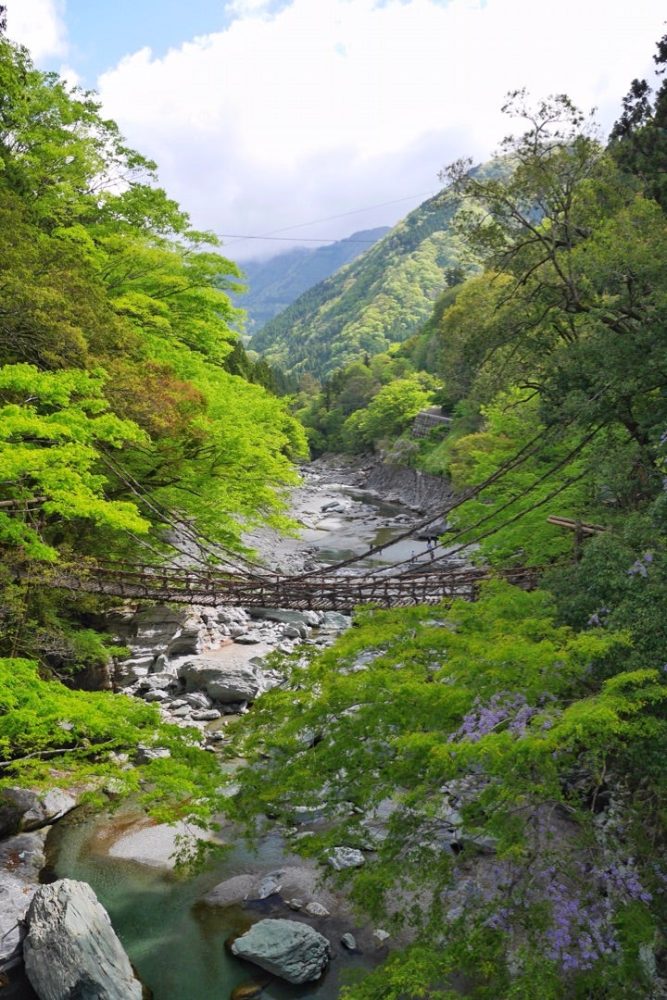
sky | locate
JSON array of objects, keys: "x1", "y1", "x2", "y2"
[{"x1": 6, "y1": 0, "x2": 667, "y2": 260}]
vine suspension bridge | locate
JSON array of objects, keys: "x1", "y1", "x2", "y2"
[
  {"x1": 38, "y1": 559, "x2": 539, "y2": 613},
  {"x1": 27, "y1": 419, "x2": 605, "y2": 611}
]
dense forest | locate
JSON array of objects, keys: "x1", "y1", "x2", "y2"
[
  {"x1": 1, "y1": 10, "x2": 667, "y2": 1000},
  {"x1": 0, "y1": 18, "x2": 306, "y2": 823},
  {"x1": 251, "y1": 189, "x2": 471, "y2": 378}
]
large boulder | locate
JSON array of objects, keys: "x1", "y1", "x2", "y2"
[
  {"x1": 107, "y1": 819, "x2": 211, "y2": 870},
  {"x1": 230, "y1": 918, "x2": 330, "y2": 984},
  {"x1": 0, "y1": 832, "x2": 46, "y2": 968},
  {"x1": 179, "y1": 655, "x2": 265, "y2": 703},
  {"x1": 23, "y1": 879, "x2": 143, "y2": 1000},
  {"x1": 327, "y1": 847, "x2": 365, "y2": 871},
  {"x1": 0, "y1": 787, "x2": 76, "y2": 839},
  {"x1": 202, "y1": 866, "x2": 336, "y2": 911},
  {"x1": 202, "y1": 874, "x2": 256, "y2": 907},
  {"x1": 248, "y1": 608, "x2": 322, "y2": 628}
]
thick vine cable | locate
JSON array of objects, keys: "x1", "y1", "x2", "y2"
[
  {"x1": 358, "y1": 422, "x2": 604, "y2": 579},
  {"x1": 100, "y1": 452, "x2": 275, "y2": 578}
]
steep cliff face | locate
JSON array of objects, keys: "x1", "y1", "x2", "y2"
[{"x1": 364, "y1": 460, "x2": 452, "y2": 512}]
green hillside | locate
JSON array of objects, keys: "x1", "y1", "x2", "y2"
[
  {"x1": 251, "y1": 190, "x2": 467, "y2": 379},
  {"x1": 235, "y1": 227, "x2": 389, "y2": 333}
]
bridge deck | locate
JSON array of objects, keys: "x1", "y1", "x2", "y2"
[{"x1": 32, "y1": 562, "x2": 537, "y2": 612}]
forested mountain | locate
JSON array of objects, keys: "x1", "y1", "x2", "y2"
[
  {"x1": 251, "y1": 189, "x2": 470, "y2": 378},
  {"x1": 235, "y1": 227, "x2": 389, "y2": 333}
]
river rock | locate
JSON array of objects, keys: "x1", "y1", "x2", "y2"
[
  {"x1": 304, "y1": 901, "x2": 330, "y2": 917},
  {"x1": 184, "y1": 692, "x2": 212, "y2": 710},
  {"x1": 135, "y1": 745, "x2": 171, "y2": 764},
  {"x1": 327, "y1": 847, "x2": 365, "y2": 871},
  {"x1": 108, "y1": 819, "x2": 211, "y2": 869},
  {"x1": 319, "y1": 611, "x2": 352, "y2": 631},
  {"x1": 23, "y1": 879, "x2": 142, "y2": 1000},
  {"x1": 202, "y1": 866, "x2": 338, "y2": 914},
  {"x1": 0, "y1": 788, "x2": 76, "y2": 838},
  {"x1": 230, "y1": 919, "x2": 330, "y2": 984},
  {"x1": 341, "y1": 932, "x2": 357, "y2": 951},
  {"x1": 179, "y1": 656, "x2": 265, "y2": 703},
  {"x1": 144, "y1": 689, "x2": 169, "y2": 702},
  {"x1": 0, "y1": 832, "x2": 46, "y2": 967},
  {"x1": 202, "y1": 874, "x2": 256, "y2": 907},
  {"x1": 138, "y1": 670, "x2": 179, "y2": 691},
  {"x1": 248, "y1": 608, "x2": 322, "y2": 628},
  {"x1": 216, "y1": 607, "x2": 249, "y2": 626}
]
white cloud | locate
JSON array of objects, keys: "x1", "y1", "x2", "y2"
[
  {"x1": 94, "y1": 0, "x2": 665, "y2": 259},
  {"x1": 5, "y1": 0, "x2": 68, "y2": 62},
  {"x1": 58, "y1": 63, "x2": 81, "y2": 89},
  {"x1": 226, "y1": 0, "x2": 274, "y2": 16}
]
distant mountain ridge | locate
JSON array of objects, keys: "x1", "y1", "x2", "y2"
[
  {"x1": 236, "y1": 227, "x2": 390, "y2": 333},
  {"x1": 250, "y1": 189, "x2": 465, "y2": 379}
]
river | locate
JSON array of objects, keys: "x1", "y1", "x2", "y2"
[{"x1": 8, "y1": 458, "x2": 451, "y2": 1000}]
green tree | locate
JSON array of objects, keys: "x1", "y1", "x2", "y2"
[{"x1": 340, "y1": 374, "x2": 436, "y2": 451}]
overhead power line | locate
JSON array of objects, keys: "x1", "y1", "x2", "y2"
[
  {"x1": 218, "y1": 234, "x2": 383, "y2": 244},
  {"x1": 221, "y1": 188, "x2": 439, "y2": 247}
]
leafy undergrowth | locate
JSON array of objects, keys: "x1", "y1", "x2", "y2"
[
  {"x1": 0, "y1": 658, "x2": 228, "y2": 834},
  {"x1": 227, "y1": 583, "x2": 667, "y2": 998}
]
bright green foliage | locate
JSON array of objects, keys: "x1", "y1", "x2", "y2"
[
  {"x1": 443, "y1": 95, "x2": 667, "y2": 459},
  {"x1": 228, "y1": 583, "x2": 665, "y2": 997},
  {"x1": 0, "y1": 364, "x2": 147, "y2": 560},
  {"x1": 0, "y1": 658, "x2": 228, "y2": 830},
  {"x1": 443, "y1": 389, "x2": 593, "y2": 566},
  {"x1": 295, "y1": 353, "x2": 434, "y2": 455},
  {"x1": 339, "y1": 375, "x2": 436, "y2": 452},
  {"x1": 0, "y1": 34, "x2": 307, "y2": 665}
]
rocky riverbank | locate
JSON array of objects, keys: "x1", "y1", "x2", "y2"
[{"x1": 1, "y1": 455, "x2": 453, "y2": 999}]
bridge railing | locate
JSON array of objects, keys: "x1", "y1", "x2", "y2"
[{"x1": 23, "y1": 560, "x2": 539, "y2": 612}]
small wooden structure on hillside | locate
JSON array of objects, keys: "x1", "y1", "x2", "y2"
[{"x1": 411, "y1": 406, "x2": 453, "y2": 439}]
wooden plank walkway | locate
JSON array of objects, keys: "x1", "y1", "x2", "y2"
[{"x1": 31, "y1": 561, "x2": 539, "y2": 612}]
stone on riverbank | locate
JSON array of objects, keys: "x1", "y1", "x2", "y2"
[
  {"x1": 108, "y1": 819, "x2": 211, "y2": 869},
  {"x1": 179, "y1": 655, "x2": 266, "y2": 702},
  {"x1": 0, "y1": 832, "x2": 46, "y2": 968},
  {"x1": 248, "y1": 607, "x2": 322, "y2": 628},
  {"x1": 231, "y1": 918, "x2": 330, "y2": 984},
  {"x1": 0, "y1": 788, "x2": 76, "y2": 839},
  {"x1": 202, "y1": 866, "x2": 338, "y2": 913},
  {"x1": 23, "y1": 879, "x2": 143, "y2": 1000},
  {"x1": 327, "y1": 847, "x2": 365, "y2": 871}
]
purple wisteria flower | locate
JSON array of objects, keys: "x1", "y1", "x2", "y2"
[
  {"x1": 449, "y1": 692, "x2": 538, "y2": 742},
  {"x1": 627, "y1": 551, "x2": 654, "y2": 578},
  {"x1": 601, "y1": 862, "x2": 652, "y2": 904}
]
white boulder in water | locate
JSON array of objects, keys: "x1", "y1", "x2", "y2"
[
  {"x1": 231, "y1": 918, "x2": 330, "y2": 984},
  {"x1": 24, "y1": 878, "x2": 142, "y2": 1000},
  {"x1": 327, "y1": 846, "x2": 366, "y2": 870},
  {"x1": 179, "y1": 655, "x2": 266, "y2": 702}
]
